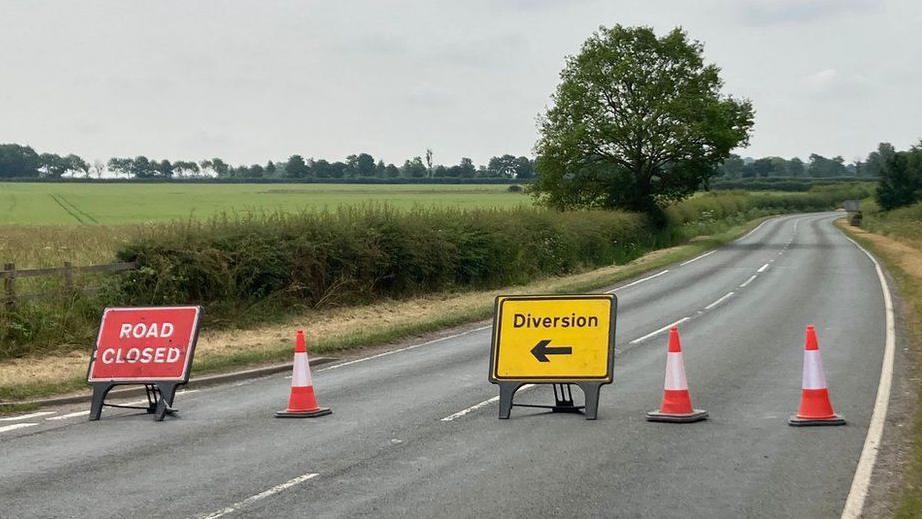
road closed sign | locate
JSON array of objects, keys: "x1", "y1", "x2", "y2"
[
  {"x1": 87, "y1": 306, "x2": 202, "y2": 383},
  {"x1": 489, "y1": 294, "x2": 616, "y2": 383}
]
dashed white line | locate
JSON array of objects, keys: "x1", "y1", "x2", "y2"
[
  {"x1": 607, "y1": 270, "x2": 669, "y2": 293},
  {"x1": 196, "y1": 472, "x2": 320, "y2": 519},
  {"x1": 318, "y1": 325, "x2": 491, "y2": 372},
  {"x1": 629, "y1": 317, "x2": 690, "y2": 345},
  {"x1": 704, "y1": 292, "x2": 735, "y2": 310},
  {"x1": 441, "y1": 385, "x2": 537, "y2": 422},
  {"x1": 0, "y1": 422, "x2": 38, "y2": 433},
  {"x1": 840, "y1": 234, "x2": 897, "y2": 519},
  {"x1": 46, "y1": 410, "x2": 89, "y2": 421},
  {"x1": 680, "y1": 250, "x2": 715, "y2": 266},
  {"x1": 757, "y1": 263, "x2": 770, "y2": 273},
  {"x1": 739, "y1": 274, "x2": 758, "y2": 288},
  {"x1": 0, "y1": 411, "x2": 55, "y2": 422}
]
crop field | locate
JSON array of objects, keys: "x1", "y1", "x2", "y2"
[{"x1": 0, "y1": 183, "x2": 531, "y2": 226}]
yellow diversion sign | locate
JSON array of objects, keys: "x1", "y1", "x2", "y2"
[{"x1": 490, "y1": 294, "x2": 616, "y2": 382}]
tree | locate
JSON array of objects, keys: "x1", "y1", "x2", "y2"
[
  {"x1": 0, "y1": 144, "x2": 41, "y2": 178},
  {"x1": 266, "y1": 161, "x2": 277, "y2": 176},
  {"x1": 425, "y1": 149, "x2": 434, "y2": 177},
  {"x1": 718, "y1": 154, "x2": 745, "y2": 178},
  {"x1": 531, "y1": 25, "x2": 754, "y2": 216},
  {"x1": 807, "y1": 154, "x2": 847, "y2": 177},
  {"x1": 401, "y1": 157, "x2": 428, "y2": 178},
  {"x1": 876, "y1": 142, "x2": 922, "y2": 210},
  {"x1": 458, "y1": 157, "x2": 476, "y2": 178},
  {"x1": 787, "y1": 157, "x2": 805, "y2": 177},
  {"x1": 92, "y1": 159, "x2": 106, "y2": 179},
  {"x1": 285, "y1": 155, "x2": 309, "y2": 178},
  {"x1": 351, "y1": 153, "x2": 375, "y2": 177}
]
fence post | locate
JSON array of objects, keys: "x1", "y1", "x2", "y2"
[
  {"x1": 63, "y1": 261, "x2": 74, "y2": 294},
  {"x1": 3, "y1": 262, "x2": 15, "y2": 311}
]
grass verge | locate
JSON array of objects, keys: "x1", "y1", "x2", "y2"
[
  {"x1": 838, "y1": 218, "x2": 922, "y2": 517},
  {"x1": 0, "y1": 215, "x2": 772, "y2": 406}
]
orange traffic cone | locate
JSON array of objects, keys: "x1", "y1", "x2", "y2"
[
  {"x1": 275, "y1": 330, "x2": 332, "y2": 418},
  {"x1": 646, "y1": 327, "x2": 708, "y2": 423},
  {"x1": 789, "y1": 325, "x2": 845, "y2": 426}
]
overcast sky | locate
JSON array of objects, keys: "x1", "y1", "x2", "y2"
[{"x1": 1, "y1": 0, "x2": 920, "y2": 166}]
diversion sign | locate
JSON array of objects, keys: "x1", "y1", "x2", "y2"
[{"x1": 87, "y1": 306, "x2": 202, "y2": 421}]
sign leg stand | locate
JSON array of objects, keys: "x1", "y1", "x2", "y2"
[
  {"x1": 153, "y1": 382, "x2": 179, "y2": 422},
  {"x1": 89, "y1": 383, "x2": 115, "y2": 421},
  {"x1": 498, "y1": 382, "x2": 524, "y2": 419},
  {"x1": 580, "y1": 383, "x2": 602, "y2": 421}
]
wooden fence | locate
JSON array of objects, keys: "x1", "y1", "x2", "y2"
[{"x1": 0, "y1": 261, "x2": 137, "y2": 309}]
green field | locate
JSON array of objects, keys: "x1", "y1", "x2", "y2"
[{"x1": 0, "y1": 183, "x2": 531, "y2": 226}]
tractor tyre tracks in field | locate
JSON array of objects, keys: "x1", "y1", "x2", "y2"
[{"x1": 48, "y1": 194, "x2": 98, "y2": 225}]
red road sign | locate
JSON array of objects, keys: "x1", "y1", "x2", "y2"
[{"x1": 87, "y1": 306, "x2": 202, "y2": 383}]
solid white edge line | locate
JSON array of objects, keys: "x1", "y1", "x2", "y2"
[
  {"x1": 757, "y1": 263, "x2": 770, "y2": 273},
  {"x1": 739, "y1": 274, "x2": 758, "y2": 288},
  {"x1": 0, "y1": 411, "x2": 55, "y2": 422},
  {"x1": 0, "y1": 422, "x2": 39, "y2": 433},
  {"x1": 704, "y1": 292, "x2": 734, "y2": 311},
  {"x1": 441, "y1": 385, "x2": 537, "y2": 422},
  {"x1": 629, "y1": 317, "x2": 690, "y2": 345},
  {"x1": 840, "y1": 235, "x2": 896, "y2": 519},
  {"x1": 197, "y1": 472, "x2": 320, "y2": 519},
  {"x1": 737, "y1": 217, "x2": 775, "y2": 241},
  {"x1": 606, "y1": 270, "x2": 669, "y2": 293},
  {"x1": 317, "y1": 325, "x2": 491, "y2": 372},
  {"x1": 46, "y1": 410, "x2": 90, "y2": 421},
  {"x1": 680, "y1": 250, "x2": 715, "y2": 266}
]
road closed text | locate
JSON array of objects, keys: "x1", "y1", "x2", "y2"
[{"x1": 99, "y1": 346, "x2": 182, "y2": 365}]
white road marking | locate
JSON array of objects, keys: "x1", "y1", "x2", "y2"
[
  {"x1": 757, "y1": 263, "x2": 770, "y2": 273},
  {"x1": 606, "y1": 270, "x2": 669, "y2": 293},
  {"x1": 680, "y1": 250, "x2": 715, "y2": 266},
  {"x1": 629, "y1": 317, "x2": 690, "y2": 345},
  {"x1": 441, "y1": 385, "x2": 537, "y2": 422},
  {"x1": 318, "y1": 325, "x2": 491, "y2": 372},
  {"x1": 0, "y1": 422, "x2": 38, "y2": 433},
  {"x1": 46, "y1": 410, "x2": 89, "y2": 421},
  {"x1": 840, "y1": 235, "x2": 897, "y2": 519},
  {"x1": 0, "y1": 411, "x2": 55, "y2": 422},
  {"x1": 197, "y1": 472, "x2": 320, "y2": 519},
  {"x1": 704, "y1": 292, "x2": 734, "y2": 310},
  {"x1": 739, "y1": 274, "x2": 758, "y2": 288}
]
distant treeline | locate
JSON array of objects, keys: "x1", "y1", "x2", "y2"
[
  {"x1": 0, "y1": 143, "x2": 536, "y2": 181},
  {"x1": 717, "y1": 144, "x2": 894, "y2": 179},
  {"x1": 710, "y1": 176, "x2": 871, "y2": 192}
]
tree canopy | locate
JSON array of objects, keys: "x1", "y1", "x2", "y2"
[{"x1": 532, "y1": 25, "x2": 754, "y2": 215}]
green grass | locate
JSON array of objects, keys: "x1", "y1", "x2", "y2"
[{"x1": 0, "y1": 183, "x2": 531, "y2": 226}]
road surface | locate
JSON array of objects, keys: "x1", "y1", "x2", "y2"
[{"x1": 0, "y1": 213, "x2": 894, "y2": 518}]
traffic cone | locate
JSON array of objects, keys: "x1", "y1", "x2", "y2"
[
  {"x1": 275, "y1": 330, "x2": 332, "y2": 418},
  {"x1": 646, "y1": 327, "x2": 708, "y2": 423},
  {"x1": 789, "y1": 325, "x2": 845, "y2": 426}
]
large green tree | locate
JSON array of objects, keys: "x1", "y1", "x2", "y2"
[{"x1": 532, "y1": 25, "x2": 754, "y2": 216}]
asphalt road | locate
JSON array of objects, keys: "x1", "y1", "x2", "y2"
[{"x1": 0, "y1": 213, "x2": 892, "y2": 518}]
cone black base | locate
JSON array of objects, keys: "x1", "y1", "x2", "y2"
[
  {"x1": 788, "y1": 414, "x2": 845, "y2": 426},
  {"x1": 646, "y1": 409, "x2": 708, "y2": 423},
  {"x1": 275, "y1": 407, "x2": 332, "y2": 418}
]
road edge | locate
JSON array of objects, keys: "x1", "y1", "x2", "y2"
[{"x1": 838, "y1": 226, "x2": 898, "y2": 519}]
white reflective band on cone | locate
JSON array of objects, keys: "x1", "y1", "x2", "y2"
[
  {"x1": 292, "y1": 352, "x2": 312, "y2": 387},
  {"x1": 664, "y1": 352, "x2": 688, "y2": 390},
  {"x1": 802, "y1": 350, "x2": 827, "y2": 389}
]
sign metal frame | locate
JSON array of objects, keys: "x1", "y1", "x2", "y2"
[
  {"x1": 488, "y1": 293, "x2": 617, "y2": 420},
  {"x1": 86, "y1": 305, "x2": 203, "y2": 422}
]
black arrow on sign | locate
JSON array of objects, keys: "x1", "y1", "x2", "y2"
[{"x1": 530, "y1": 339, "x2": 573, "y2": 362}]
